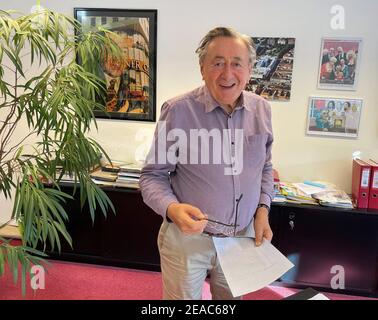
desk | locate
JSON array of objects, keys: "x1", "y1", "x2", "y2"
[{"x1": 47, "y1": 184, "x2": 378, "y2": 297}]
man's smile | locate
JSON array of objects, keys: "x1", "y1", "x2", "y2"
[{"x1": 219, "y1": 83, "x2": 236, "y2": 89}]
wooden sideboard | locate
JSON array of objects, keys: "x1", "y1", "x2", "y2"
[
  {"x1": 47, "y1": 184, "x2": 378, "y2": 297},
  {"x1": 51, "y1": 184, "x2": 162, "y2": 270},
  {"x1": 269, "y1": 202, "x2": 378, "y2": 297}
]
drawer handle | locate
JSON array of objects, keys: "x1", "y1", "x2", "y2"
[{"x1": 289, "y1": 220, "x2": 295, "y2": 230}]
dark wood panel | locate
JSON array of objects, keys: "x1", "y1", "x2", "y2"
[
  {"x1": 101, "y1": 189, "x2": 162, "y2": 267},
  {"x1": 272, "y1": 205, "x2": 378, "y2": 296},
  {"x1": 47, "y1": 185, "x2": 162, "y2": 271},
  {"x1": 45, "y1": 185, "x2": 378, "y2": 296}
]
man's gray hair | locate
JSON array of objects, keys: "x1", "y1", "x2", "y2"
[{"x1": 195, "y1": 27, "x2": 256, "y2": 65}]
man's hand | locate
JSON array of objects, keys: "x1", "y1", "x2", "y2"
[
  {"x1": 167, "y1": 203, "x2": 208, "y2": 235},
  {"x1": 254, "y1": 207, "x2": 273, "y2": 246}
]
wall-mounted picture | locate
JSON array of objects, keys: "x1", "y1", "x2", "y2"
[
  {"x1": 317, "y1": 38, "x2": 362, "y2": 91},
  {"x1": 306, "y1": 97, "x2": 362, "y2": 138},
  {"x1": 74, "y1": 8, "x2": 157, "y2": 122},
  {"x1": 245, "y1": 37, "x2": 295, "y2": 101}
]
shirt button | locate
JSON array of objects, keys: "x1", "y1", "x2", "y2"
[{"x1": 231, "y1": 142, "x2": 234, "y2": 145}]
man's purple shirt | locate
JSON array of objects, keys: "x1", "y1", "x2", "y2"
[{"x1": 140, "y1": 85, "x2": 274, "y2": 234}]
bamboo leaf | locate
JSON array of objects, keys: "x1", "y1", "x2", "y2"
[
  {"x1": 52, "y1": 220, "x2": 72, "y2": 249},
  {"x1": 0, "y1": 246, "x2": 4, "y2": 276},
  {"x1": 0, "y1": 9, "x2": 115, "y2": 295}
]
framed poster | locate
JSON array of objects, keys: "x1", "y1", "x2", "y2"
[
  {"x1": 306, "y1": 96, "x2": 362, "y2": 138},
  {"x1": 245, "y1": 37, "x2": 295, "y2": 101},
  {"x1": 74, "y1": 8, "x2": 157, "y2": 121},
  {"x1": 317, "y1": 38, "x2": 362, "y2": 91}
]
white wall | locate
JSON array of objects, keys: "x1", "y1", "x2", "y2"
[{"x1": 1, "y1": 0, "x2": 378, "y2": 222}]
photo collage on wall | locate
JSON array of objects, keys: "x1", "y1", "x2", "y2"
[
  {"x1": 246, "y1": 37, "x2": 295, "y2": 102},
  {"x1": 306, "y1": 37, "x2": 363, "y2": 139},
  {"x1": 306, "y1": 97, "x2": 362, "y2": 138},
  {"x1": 317, "y1": 38, "x2": 362, "y2": 91},
  {"x1": 247, "y1": 35, "x2": 364, "y2": 139}
]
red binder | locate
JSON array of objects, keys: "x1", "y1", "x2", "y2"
[
  {"x1": 366, "y1": 159, "x2": 378, "y2": 209},
  {"x1": 351, "y1": 159, "x2": 371, "y2": 209}
]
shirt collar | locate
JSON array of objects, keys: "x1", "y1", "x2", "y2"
[{"x1": 202, "y1": 85, "x2": 253, "y2": 113}]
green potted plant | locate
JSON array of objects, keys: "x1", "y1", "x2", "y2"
[{"x1": 0, "y1": 8, "x2": 120, "y2": 294}]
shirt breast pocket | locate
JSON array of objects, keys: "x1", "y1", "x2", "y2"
[{"x1": 244, "y1": 134, "x2": 268, "y2": 168}]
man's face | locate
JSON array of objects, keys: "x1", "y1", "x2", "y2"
[{"x1": 200, "y1": 36, "x2": 252, "y2": 110}]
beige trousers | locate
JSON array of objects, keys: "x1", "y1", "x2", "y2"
[{"x1": 158, "y1": 219, "x2": 249, "y2": 300}]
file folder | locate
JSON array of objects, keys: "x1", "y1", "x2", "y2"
[
  {"x1": 366, "y1": 159, "x2": 378, "y2": 209},
  {"x1": 351, "y1": 159, "x2": 371, "y2": 209}
]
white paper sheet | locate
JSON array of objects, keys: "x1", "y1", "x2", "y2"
[
  {"x1": 308, "y1": 293, "x2": 330, "y2": 300},
  {"x1": 212, "y1": 237, "x2": 294, "y2": 297},
  {"x1": 292, "y1": 183, "x2": 325, "y2": 195}
]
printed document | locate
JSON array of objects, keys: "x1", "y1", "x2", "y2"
[
  {"x1": 212, "y1": 237, "x2": 294, "y2": 297},
  {"x1": 308, "y1": 293, "x2": 330, "y2": 300}
]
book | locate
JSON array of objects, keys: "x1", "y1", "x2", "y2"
[
  {"x1": 90, "y1": 170, "x2": 118, "y2": 182},
  {"x1": 279, "y1": 182, "x2": 318, "y2": 204},
  {"x1": 115, "y1": 180, "x2": 139, "y2": 188},
  {"x1": 272, "y1": 194, "x2": 286, "y2": 203},
  {"x1": 91, "y1": 179, "x2": 139, "y2": 189},
  {"x1": 119, "y1": 163, "x2": 143, "y2": 174},
  {"x1": 101, "y1": 164, "x2": 120, "y2": 173},
  {"x1": 118, "y1": 172, "x2": 141, "y2": 178},
  {"x1": 116, "y1": 177, "x2": 139, "y2": 184},
  {"x1": 312, "y1": 190, "x2": 353, "y2": 208}
]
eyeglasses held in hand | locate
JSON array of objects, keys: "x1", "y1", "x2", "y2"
[
  {"x1": 200, "y1": 193, "x2": 243, "y2": 237},
  {"x1": 200, "y1": 217, "x2": 239, "y2": 228}
]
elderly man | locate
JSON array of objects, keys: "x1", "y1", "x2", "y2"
[{"x1": 140, "y1": 27, "x2": 274, "y2": 300}]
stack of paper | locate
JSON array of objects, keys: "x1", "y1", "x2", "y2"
[
  {"x1": 279, "y1": 183, "x2": 318, "y2": 205},
  {"x1": 90, "y1": 170, "x2": 118, "y2": 182},
  {"x1": 116, "y1": 163, "x2": 142, "y2": 187},
  {"x1": 311, "y1": 190, "x2": 353, "y2": 208}
]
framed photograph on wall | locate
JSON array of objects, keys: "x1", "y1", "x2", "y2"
[
  {"x1": 245, "y1": 37, "x2": 296, "y2": 101},
  {"x1": 317, "y1": 38, "x2": 362, "y2": 91},
  {"x1": 306, "y1": 97, "x2": 362, "y2": 138},
  {"x1": 74, "y1": 8, "x2": 157, "y2": 122}
]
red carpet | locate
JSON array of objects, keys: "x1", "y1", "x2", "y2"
[
  {"x1": 0, "y1": 261, "x2": 162, "y2": 300},
  {"x1": 0, "y1": 260, "x2": 375, "y2": 300}
]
